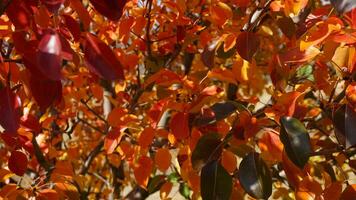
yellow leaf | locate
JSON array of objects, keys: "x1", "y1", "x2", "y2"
[
  {"x1": 207, "y1": 67, "x2": 237, "y2": 84},
  {"x1": 284, "y1": 0, "x2": 308, "y2": 17}
]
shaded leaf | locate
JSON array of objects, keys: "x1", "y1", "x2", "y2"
[
  {"x1": 147, "y1": 175, "x2": 166, "y2": 194},
  {"x1": 334, "y1": 104, "x2": 356, "y2": 148},
  {"x1": 194, "y1": 101, "x2": 241, "y2": 126},
  {"x1": 280, "y1": 116, "x2": 312, "y2": 168},
  {"x1": 89, "y1": 0, "x2": 127, "y2": 21},
  {"x1": 277, "y1": 16, "x2": 296, "y2": 39},
  {"x1": 331, "y1": 0, "x2": 356, "y2": 14},
  {"x1": 8, "y1": 150, "x2": 27, "y2": 176},
  {"x1": 235, "y1": 32, "x2": 260, "y2": 61},
  {"x1": 40, "y1": 0, "x2": 65, "y2": 13},
  {"x1": 191, "y1": 133, "x2": 222, "y2": 170},
  {"x1": 201, "y1": 46, "x2": 215, "y2": 68},
  {"x1": 0, "y1": 87, "x2": 21, "y2": 134},
  {"x1": 238, "y1": 152, "x2": 272, "y2": 199},
  {"x1": 201, "y1": 160, "x2": 232, "y2": 200}
]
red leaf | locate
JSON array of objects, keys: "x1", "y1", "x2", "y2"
[
  {"x1": 89, "y1": 0, "x2": 127, "y2": 21},
  {"x1": 20, "y1": 114, "x2": 41, "y2": 134},
  {"x1": 104, "y1": 129, "x2": 123, "y2": 154},
  {"x1": 83, "y1": 33, "x2": 125, "y2": 80},
  {"x1": 6, "y1": 0, "x2": 32, "y2": 29},
  {"x1": 8, "y1": 150, "x2": 28, "y2": 176},
  {"x1": 235, "y1": 32, "x2": 260, "y2": 61},
  {"x1": 40, "y1": 0, "x2": 65, "y2": 13},
  {"x1": 170, "y1": 112, "x2": 190, "y2": 140},
  {"x1": 29, "y1": 76, "x2": 62, "y2": 111},
  {"x1": 37, "y1": 29, "x2": 62, "y2": 81},
  {"x1": 0, "y1": 87, "x2": 21, "y2": 134},
  {"x1": 62, "y1": 14, "x2": 81, "y2": 41}
]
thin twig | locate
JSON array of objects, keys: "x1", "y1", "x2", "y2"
[{"x1": 80, "y1": 140, "x2": 104, "y2": 175}]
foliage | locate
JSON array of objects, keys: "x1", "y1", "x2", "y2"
[{"x1": 0, "y1": 0, "x2": 355, "y2": 199}]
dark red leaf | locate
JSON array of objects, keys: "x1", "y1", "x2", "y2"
[
  {"x1": 0, "y1": 87, "x2": 21, "y2": 134},
  {"x1": 30, "y1": 75, "x2": 62, "y2": 111},
  {"x1": 82, "y1": 33, "x2": 124, "y2": 80},
  {"x1": 62, "y1": 14, "x2": 81, "y2": 41},
  {"x1": 89, "y1": 0, "x2": 127, "y2": 21},
  {"x1": 235, "y1": 32, "x2": 260, "y2": 61},
  {"x1": 20, "y1": 114, "x2": 41, "y2": 134},
  {"x1": 8, "y1": 150, "x2": 28, "y2": 176},
  {"x1": 40, "y1": 0, "x2": 65, "y2": 13},
  {"x1": 6, "y1": 0, "x2": 32, "y2": 29},
  {"x1": 37, "y1": 29, "x2": 62, "y2": 81}
]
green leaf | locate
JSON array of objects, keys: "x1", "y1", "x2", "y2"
[
  {"x1": 280, "y1": 116, "x2": 312, "y2": 168},
  {"x1": 147, "y1": 175, "x2": 166, "y2": 194},
  {"x1": 179, "y1": 183, "x2": 191, "y2": 199},
  {"x1": 201, "y1": 160, "x2": 232, "y2": 200},
  {"x1": 238, "y1": 152, "x2": 272, "y2": 199},
  {"x1": 191, "y1": 133, "x2": 222, "y2": 170},
  {"x1": 295, "y1": 65, "x2": 314, "y2": 82}
]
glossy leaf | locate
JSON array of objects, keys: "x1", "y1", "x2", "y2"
[
  {"x1": 82, "y1": 33, "x2": 125, "y2": 80},
  {"x1": 238, "y1": 152, "x2": 272, "y2": 199},
  {"x1": 235, "y1": 32, "x2": 260, "y2": 62},
  {"x1": 194, "y1": 101, "x2": 241, "y2": 126},
  {"x1": 8, "y1": 150, "x2": 28, "y2": 176},
  {"x1": 334, "y1": 105, "x2": 356, "y2": 148},
  {"x1": 37, "y1": 30, "x2": 62, "y2": 81},
  {"x1": 280, "y1": 116, "x2": 312, "y2": 168},
  {"x1": 191, "y1": 133, "x2": 222, "y2": 170},
  {"x1": 201, "y1": 160, "x2": 232, "y2": 200}
]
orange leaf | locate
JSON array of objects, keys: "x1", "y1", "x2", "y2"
[
  {"x1": 155, "y1": 148, "x2": 172, "y2": 172},
  {"x1": 210, "y1": 2, "x2": 232, "y2": 27},
  {"x1": 300, "y1": 17, "x2": 343, "y2": 51},
  {"x1": 138, "y1": 126, "x2": 155, "y2": 148},
  {"x1": 38, "y1": 189, "x2": 59, "y2": 200},
  {"x1": 284, "y1": 0, "x2": 308, "y2": 17},
  {"x1": 160, "y1": 182, "x2": 173, "y2": 199},
  {"x1": 134, "y1": 156, "x2": 153, "y2": 188},
  {"x1": 207, "y1": 67, "x2": 237, "y2": 84},
  {"x1": 107, "y1": 108, "x2": 126, "y2": 127},
  {"x1": 340, "y1": 184, "x2": 356, "y2": 200},
  {"x1": 223, "y1": 34, "x2": 237, "y2": 52},
  {"x1": 221, "y1": 150, "x2": 237, "y2": 174},
  {"x1": 282, "y1": 152, "x2": 303, "y2": 187},
  {"x1": 322, "y1": 182, "x2": 342, "y2": 200},
  {"x1": 170, "y1": 112, "x2": 190, "y2": 140},
  {"x1": 258, "y1": 131, "x2": 284, "y2": 162},
  {"x1": 104, "y1": 129, "x2": 123, "y2": 154}
]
